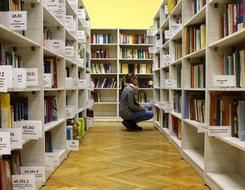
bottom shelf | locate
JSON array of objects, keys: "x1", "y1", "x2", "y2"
[
  {"x1": 182, "y1": 149, "x2": 205, "y2": 178},
  {"x1": 206, "y1": 172, "x2": 245, "y2": 190},
  {"x1": 45, "y1": 149, "x2": 67, "y2": 180},
  {"x1": 170, "y1": 135, "x2": 181, "y2": 152},
  {"x1": 154, "y1": 121, "x2": 170, "y2": 138}
]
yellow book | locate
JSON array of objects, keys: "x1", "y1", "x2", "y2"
[
  {"x1": 121, "y1": 64, "x2": 128, "y2": 74},
  {"x1": 0, "y1": 93, "x2": 11, "y2": 128},
  {"x1": 146, "y1": 64, "x2": 152, "y2": 74},
  {"x1": 168, "y1": 0, "x2": 176, "y2": 14},
  {"x1": 201, "y1": 24, "x2": 206, "y2": 48}
]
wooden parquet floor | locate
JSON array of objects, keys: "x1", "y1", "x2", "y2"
[{"x1": 42, "y1": 122, "x2": 210, "y2": 190}]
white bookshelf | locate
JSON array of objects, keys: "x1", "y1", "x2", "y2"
[
  {"x1": 91, "y1": 28, "x2": 154, "y2": 120},
  {"x1": 0, "y1": 0, "x2": 93, "y2": 189},
  {"x1": 153, "y1": 0, "x2": 245, "y2": 190}
]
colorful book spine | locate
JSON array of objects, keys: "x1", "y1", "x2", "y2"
[
  {"x1": 44, "y1": 96, "x2": 58, "y2": 124},
  {"x1": 44, "y1": 57, "x2": 58, "y2": 88},
  {"x1": 120, "y1": 48, "x2": 152, "y2": 59},
  {"x1": 220, "y1": 1, "x2": 245, "y2": 38},
  {"x1": 191, "y1": 0, "x2": 206, "y2": 16},
  {"x1": 92, "y1": 49, "x2": 110, "y2": 59},
  {"x1": 184, "y1": 24, "x2": 206, "y2": 55},
  {"x1": 91, "y1": 34, "x2": 113, "y2": 44},
  {"x1": 120, "y1": 34, "x2": 150, "y2": 44},
  {"x1": 175, "y1": 42, "x2": 182, "y2": 60},
  {"x1": 172, "y1": 116, "x2": 181, "y2": 140},
  {"x1": 174, "y1": 92, "x2": 182, "y2": 113},
  {"x1": 93, "y1": 78, "x2": 117, "y2": 89},
  {"x1": 191, "y1": 63, "x2": 205, "y2": 88}
]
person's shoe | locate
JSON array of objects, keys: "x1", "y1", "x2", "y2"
[{"x1": 133, "y1": 124, "x2": 143, "y2": 130}]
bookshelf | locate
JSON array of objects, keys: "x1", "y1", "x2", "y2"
[
  {"x1": 91, "y1": 28, "x2": 154, "y2": 120},
  {"x1": 0, "y1": 0, "x2": 93, "y2": 189},
  {"x1": 153, "y1": 0, "x2": 245, "y2": 189}
]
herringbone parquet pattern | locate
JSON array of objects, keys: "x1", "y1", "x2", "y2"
[{"x1": 42, "y1": 122, "x2": 209, "y2": 190}]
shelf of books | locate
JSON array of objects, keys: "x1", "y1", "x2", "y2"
[
  {"x1": 0, "y1": 0, "x2": 93, "y2": 189},
  {"x1": 90, "y1": 28, "x2": 154, "y2": 121},
  {"x1": 153, "y1": 0, "x2": 245, "y2": 189}
]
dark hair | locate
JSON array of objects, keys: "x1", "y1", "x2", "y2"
[{"x1": 125, "y1": 73, "x2": 136, "y2": 83}]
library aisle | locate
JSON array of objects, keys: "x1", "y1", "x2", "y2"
[{"x1": 42, "y1": 122, "x2": 208, "y2": 190}]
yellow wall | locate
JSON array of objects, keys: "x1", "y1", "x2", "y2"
[{"x1": 83, "y1": 0, "x2": 162, "y2": 29}]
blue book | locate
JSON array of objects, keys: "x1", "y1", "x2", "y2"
[{"x1": 184, "y1": 91, "x2": 189, "y2": 119}]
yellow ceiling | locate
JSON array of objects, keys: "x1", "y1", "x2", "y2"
[{"x1": 83, "y1": 0, "x2": 162, "y2": 29}]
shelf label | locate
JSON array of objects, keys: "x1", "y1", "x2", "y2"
[
  {"x1": 12, "y1": 68, "x2": 27, "y2": 89},
  {"x1": 197, "y1": 123, "x2": 209, "y2": 133},
  {"x1": 65, "y1": 46, "x2": 75, "y2": 58},
  {"x1": 78, "y1": 31, "x2": 86, "y2": 43},
  {"x1": 78, "y1": 58, "x2": 84, "y2": 67},
  {"x1": 208, "y1": 126, "x2": 231, "y2": 137},
  {"x1": 87, "y1": 99, "x2": 94, "y2": 109},
  {"x1": 165, "y1": 30, "x2": 172, "y2": 40},
  {"x1": 0, "y1": 11, "x2": 27, "y2": 31},
  {"x1": 26, "y1": 68, "x2": 38, "y2": 87},
  {"x1": 0, "y1": 65, "x2": 12, "y2": 92},
  {"x1": 78, "y1": 79, "x2": 86, "y2": 89},
  {"x1": 43, "y1": 73, "x2": 52, "y2": 88},
  {"x1": 170, "y1": 23, "x2": 182, "y2": 35},
  {"x1": 164, "y1": 5, "x2": 168, "y2": 15},
  {"x1": 20, "y1": 166, "x2": 46, "y2": 182},
  {"x1": 14, "y1": 120, "x2": 42, "y2": 141},
  {"x1": 163, "y1": 104, "x2": 174, "y2": 113},
  {"x1": 213, "y1": 75, "x2": 236, "y2": 88},
  {"x1": 66, "y1": 106, "x2": 75, "y2": 119},
  {"x1": 162, "y1": 54, "x2": 173, "y2": 65},
  {"x1": 156, "y1": 40, "x2": 162, "y2": 48},
  {"x1": 43, "y1": 0, "x2": 59, "y2": 8},
  {"x1": 165, "y1": 79, "x2": 177, "y2": 88},
  {"x1": 12, "y1": 175, "x2": 36, "y2": 190},
  {"x1": 67, "y1": 140, "x2": 79, "y2": 151},
  {"x1": 53, "y1": 3, "x2": 65, "y2": 24},
  {"x1": 0, "y1": 128, "x2": 22, "y2": 149},
  {"x1": 44, "y1": 40, "x2": 64, "y2": 55},
  {"x1": 65, "y1": 16, "x2": 76, "y2": 32},
  {"x1": 73, "y1": 78, "x2": 78, "y2": 88},
  {"x1": 45, "y1": 153, "x2": 59, "y2": 171},
  {"x1": 0, "y1": 132, "x2": 11, "y2": 155},
  {"x1": 78, "y1": 9, "x2": 86, "y2": 21}
]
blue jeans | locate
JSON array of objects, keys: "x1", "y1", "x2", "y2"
[{"x1": 132, "y1": 103, "x2": 153, "y2": 123}]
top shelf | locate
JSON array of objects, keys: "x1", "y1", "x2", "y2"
[{"x1": 0, "y1": 24, "x2": 40, "y2": 47}]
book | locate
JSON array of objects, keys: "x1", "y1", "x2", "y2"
[
  {"x1": 210, "y1": 92, "x2": 245, "y2": 140},
  {"x1": 191, "y1": 0, "x2": 206, "y2": 16},
  {"x1": 138, "y1": 91, "x2": 147, "y2": 103},
  {"x1": 93, "y1": 78, "x2": 117, "y2": 88},
  {"x1": 92, "y1": 49, "x2": 109, "y2": 59},
  {"x1": 175, "y1": 41, "x2": 182, "y2": 60},
  {"x1": 45, "y1": 131, "x2": 53, "y2": 152},
  {"x1": 91, "y1": 33, "x2": 113, "y2": 44},
  {"x1": 173, "y1": 91, "x2": 182, "y2": 113},
  {"x1": 120, "y1": 34, "x2": 150, "y2": 44},
  {"x1": 0, "y1": 93, "x2": 11, "y2": 128},
  {"x1": 44, "y1": 57, "x2": 58, "y2": 88},
  {"x1": 120, "y1": 48, "x2": 152, "y2": 59},
  {"x1": 44, "y1": 96, "x2": 58, "y2": 124},
  {"x1": 66, "y1": 125, "x2": 73, "y2": 140},
  {"x1": 172, "y1": 116, "x2": 181, "y2": 139},
  {"x1": 168, "y1": 0, "x2": 180, "y2": 14},
  {"x1": 220, "y1": 1, "x2": 245, "y2": 38},
  {"x1": 162, "y1": 113, "x2": 169, "y2": 128},
  {"x1": 191, "y1": 63, "x2": 205, "y2": 88},
  {"x1": 184, "y1": 24, "x2": 206, "y2": 55}
]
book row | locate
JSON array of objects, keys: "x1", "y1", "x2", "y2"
[
  {"x1": 120, "y1": 34, "x2": 151, "y2": 45},
  {"x1": 120, "y1": 48, "x2": 152, "y2": 59}
]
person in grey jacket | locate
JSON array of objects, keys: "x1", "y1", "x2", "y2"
[{"x1": 119, "y1": 73, "x2": 153, "y2": 131}]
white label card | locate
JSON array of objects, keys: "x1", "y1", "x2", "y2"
[
  {"x1": 165, "y1": 30, "x2": 172, "y2": 39},
  {"x1": 43, "y1": 73, "x2": 52, "y2": 88},
  {"x1": 12, "y1": 175, "x2": 36, "y2": 190},
  {"x1": 0, "y1": 128, "x2": 22, "y2": 149},
  {"x1": 156, "y1": 40, "x2": 162, "y2": 48},
  {"x1": 78, "y1": 31, "x2": 86, "y2": 43},
  {"x1": 65, "y1": 46, "x2": 75, "y2": 58},
  {"x1": 45, "y1": 40, "x2": 64, "y2": 55},
  {"x1": 26, "y1": 68, "x2": 39, "y2": 87},
  {"x1": 165, "y1": 79, "x2": 177, "y2": 88},
  {"x1": 0, "y1": 11, "x2": 27, "y2": 30},
  {"x1": 0, "y1": 65, "x2": 12, "y2": 92},
  {"x1": 78, "y1": 9, "x2": 86, "y2": 20},
  {"x1": 79, "y1": 79, "x2": 86, "y2": 89},
  {"x1": 197, "y1": 123, "x2": 209, "y2": 133},
  {"x1": 67, "y1": 140, "x2": 79, "y2": 151},
  {"x1": 163, "y1": 104, "x2": 174, "y2": 113},
  {"x1": 208, "y1": 126, "x2": 231, "y2": 137},
  {"x1": 213, "y1": 75, "x2": 236, "y2": 88},
  {"x1": 0, "y1": 132, "x2": 10, "y2": 155},
  {"x1": 20, "y1": 166, "x2": 46, "y2": 182},
  {"x1": 14, "y1": 120, "x2": 42, "y2": 141},
  {"x1": 12, "y1": 68, "x2": 27, "y2": 89},
  {"x1": 66, "y1": 106, "x2": 75, "y2": 119}
]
